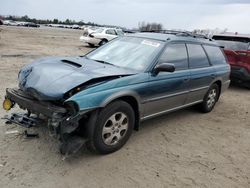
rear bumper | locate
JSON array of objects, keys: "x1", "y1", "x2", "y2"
[
  {"x1": 79, "y1": 36, "x2": 100, "y2": 45},
  {"x1": 221, "y1": 80, "x2": 231, "y2": 93},
  {"x1": 231, "y1": 66, "x2": 250, "y2": 82},
  {"x1": 5, "y1": 88, "x2": 67, "y2": 118}
]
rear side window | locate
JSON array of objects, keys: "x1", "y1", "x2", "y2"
[
  {"x1": 158, "y1": 43, "x2": 188, "y2": 70},
  {"x1": 187, "y1": 44, "x2": 210, "y2": 68},
  {"x1": 203, "y1": 45, "x2": 227, "y2": 65}
]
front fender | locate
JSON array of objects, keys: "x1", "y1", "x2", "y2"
[
  {"x1": 101, "y1": 90, "x2": 141, "y2": 108},
  {"x1": 66, "y1": 88, "x2": 142, "y2": 112}
]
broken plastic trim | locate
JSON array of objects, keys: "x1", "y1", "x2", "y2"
[{"x1": 2, "y1": 113, "x2": 41, "y2": 128}]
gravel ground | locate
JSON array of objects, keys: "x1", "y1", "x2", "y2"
[{"x1": 0, "y1": 26, "x2": 250, "y2": 188}]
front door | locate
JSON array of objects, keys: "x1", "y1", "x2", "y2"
[{"x1": 142, "y1": 43, "x2": 190, "y2": 118}]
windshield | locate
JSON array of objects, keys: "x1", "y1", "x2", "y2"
[
  {"x1": 86, "y1": 37, "x2": 164, "y2": 71},
  {"x1": 94, "y1": 28, "x2": 104, "y2": 33},
  {"x1": 213, "y1": 36, "x2": 250, "y2": 51}
]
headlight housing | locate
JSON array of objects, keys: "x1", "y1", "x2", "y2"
[{"x1": 64, "y1": 101, "x2": 79, "y2": 115}]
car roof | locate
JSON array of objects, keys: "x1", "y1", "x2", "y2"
[{"x1": 129, "y1": 32, "x2": 218, "y2": 46}]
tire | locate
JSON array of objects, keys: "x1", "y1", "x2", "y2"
[
  {"x1": 88, "y1": 43, "x2": 95, "y2": 47},
  {"x1": 99, "y1": 39, "x2": 108, "y2": 46},
  {"x1": 242, "y1": 82, "x2": 250, "y2": 89},
  {"x1": 87, "y1": 101, "x2": 135, "y2": 154},
  {"x1": 199, "y1": 84, "x2": 219, "y2": 113}
]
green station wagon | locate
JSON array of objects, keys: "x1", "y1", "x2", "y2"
[{"x1": 3, "y1": 30, "x2": 230, "y2": 155}]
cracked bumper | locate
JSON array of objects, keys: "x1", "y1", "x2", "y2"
[{"x1": 5, "y1": 88, "x2": 67, "y2": 117}]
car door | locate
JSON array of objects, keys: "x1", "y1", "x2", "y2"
[
  {"x1": 185, "y1": 43, "x2": 215, "y2": 103},
  {"x1": 142, "y1": 43, "x2": 190, "y2": 118},
  {"x1": 105, "y1": 29, "x2": 117, "y2": 41}
]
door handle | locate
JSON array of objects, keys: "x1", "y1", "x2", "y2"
[{"x1": 183, "y1": 78, "x2": 189, "y2": 82}]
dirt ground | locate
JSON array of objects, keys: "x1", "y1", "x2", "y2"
[{"x1": 0, "y1": 26, "x2": 249, "y2": 188}]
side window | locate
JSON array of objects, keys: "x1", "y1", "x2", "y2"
[
  {"x1": 106, "y1": 29, "x2": 116, "y2": 35},
  {"x1": 158, "y1": 43, "x2": 188, "y2": 70},
  {"x1": 187, "y1": 44, "x2": 210, "y2": 68},
  {"x1": 203, "y1": 45, "x2": 227, "y2": 65}
]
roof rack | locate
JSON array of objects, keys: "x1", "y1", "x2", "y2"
[{"x1": 142, "y1": 30, "x2": 212, "y2": 41}]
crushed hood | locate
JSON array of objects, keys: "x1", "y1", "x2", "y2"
[{"x1": 18, "y1": 56, "x2": 137, "y2": 100}]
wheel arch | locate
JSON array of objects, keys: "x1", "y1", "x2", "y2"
[
  {"x1": 98, "y1": 38, "x2": 108, "y2": 45},
  {"x1": 212, "y1": 80, "x2": 222, "y2": 101},
  {"x1": 100, "y1": 91, "x2": 141, "y2": 131}
]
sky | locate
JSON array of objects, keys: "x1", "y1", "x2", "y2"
[{"x1": 1, "y1": 0, "x2": 250, "y2": 33}]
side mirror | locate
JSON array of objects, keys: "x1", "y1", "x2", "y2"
[{"x1": 153, "y1": 63, "x2": 175, "y2": 75}]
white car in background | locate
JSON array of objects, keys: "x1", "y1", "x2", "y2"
[
  {"x1": 80, "y1": 28, "x2": 124, "y2": 47},
  {"x1": 3, "y1": 20, "x2": 19, "y2": 26}
]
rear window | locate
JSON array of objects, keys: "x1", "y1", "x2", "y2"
[
  {"x1": 212, "y1": 36, "x2": 250, "y2": 51},
  {"x1": 94, "y1": 28, "x2": 104, "y2": 33},
  {"x1": 187, "y1": 44, "x2": 210, "y2": 68},
  {"x1": 203, "y1": 45, "x2": 227, "y2": 65}
]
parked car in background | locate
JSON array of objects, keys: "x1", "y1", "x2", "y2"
[
  {"x1": 3, "y1": 20, "x2": 19, "y2": 26},
  {"x1": 23, "y1": 22, "x2": 40, "y2": 27},
  {"x1": 80, "y1": 28, "x2": 124, "y2": 47},
  {"x1": 3, "y1": 31, "x2": 230, "y2": 155},
  {"x1": 80, "y1": 26, "x2": 97, "y2": 39},
  {"x1": 72, "y1": 24, "x2": 80, "y2": 29},
  {"x1": 213, "y1": 34, "x2": 250, "y2": 88}
]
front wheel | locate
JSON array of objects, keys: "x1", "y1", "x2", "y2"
[
  {"x1": 88, "y1": 43, "x2": 95, "y2": 47},
  {"x1": 200, "y1": 84, "x2": 219, "y2": 113},
  {"x1": 87, "y1": 101, "x2": 135, "y2": 154},
  {"x1": 99, "y1": 39, "x2": 108, "y2": 46}
]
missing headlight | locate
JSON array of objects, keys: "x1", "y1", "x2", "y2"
[{"x1": 64, "y1": 101, "x2": 79, "y2": 116}]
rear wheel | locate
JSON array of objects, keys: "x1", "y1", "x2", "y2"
[
  {"x1": 200, "y1": 84, "x2": 219, "y2": 113},
  {"x1": 87, "y1": 101, "x2": 134, "y2": 154}
]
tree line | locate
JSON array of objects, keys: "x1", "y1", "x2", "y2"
[
  {"x1": 138, "y1": 21, "x2": 163, "y2": 31},
  {"x1": 1, "y1": 15, "x2": 108, "y2": 27}
]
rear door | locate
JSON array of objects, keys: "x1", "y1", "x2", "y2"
[
  {"x1": 143, "y1": 43, "x2": 190, "y2": 117},
  {"x1": 186, "y1": 43, "x2": 215, "y2": 103}
]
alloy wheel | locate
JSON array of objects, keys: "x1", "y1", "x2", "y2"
[
  {"x1": 102, "y1": 112, "x2": 129, "y2": 146},
  {"x1": 207, "y1": 89, "x2": 217, "y2": 109}
]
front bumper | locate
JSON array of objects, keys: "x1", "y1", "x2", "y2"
[
  {"x1": 231, "y1": 66, "x2": 250, "y2": 82},
  {"x1": 5, "y1": 88, "x2": 67, "y2": 117},
  {"x1": 4, "y1": 88, "x2": 87, "y2": 155}
]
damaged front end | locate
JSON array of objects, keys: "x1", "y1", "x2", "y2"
[
  {"x1": 3, "y1": 88, "x2": 89, "y2": 156},
  {"x1": 2, "y1": 56, "x2": 137, "y2": 155}
]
